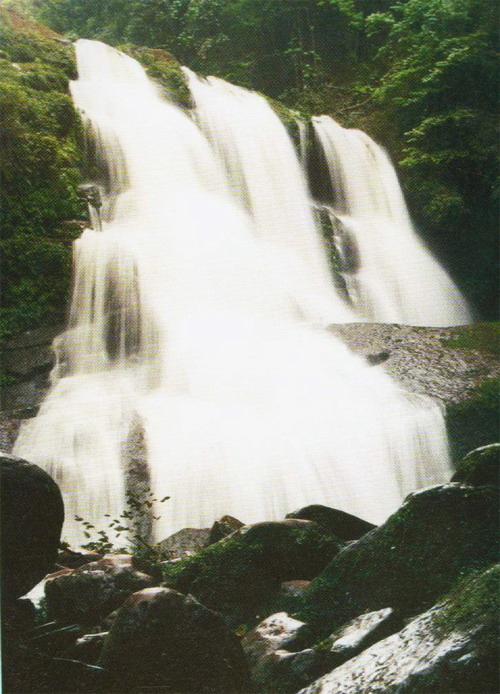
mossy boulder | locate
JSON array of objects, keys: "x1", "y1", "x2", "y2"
[
  {"x1": 451, "y1": 444, "x2": 499, "y2": 487},
  {"x1": 299, "y1": 565, "x2": 499, "y2": 694},
  {"x1": 286, "y1": 505, "x2": 375, "y2": 542},
  {"x1": 298, "y1": 484, "x2": 498, "y2": 643},
  {"x1": 163, "y1": 520, "x2": 343, "y2": 627},
  {"x1": 99, "y1": 587, "x2": 252, "y2": 693},
  {"x1": 446, "y1": 379, "x2": 500, "y2": 463},
  {"x1": 44, "y1": 555, "x2": 157, "y2": 626}
]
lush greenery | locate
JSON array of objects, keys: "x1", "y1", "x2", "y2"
[
  {"x1": 1, "y1": 0, "x2": 498, "y2": 334},
  {"x1": 446, "y1": 378, "x2": 500, "y2": 463},
  {"x1": 0, "y1": 8, "x2": 85, "y2": 339},
  {"x1": 28, "y1": 0, "x2": 499, "y2": 318}
]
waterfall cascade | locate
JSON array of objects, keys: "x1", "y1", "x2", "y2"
[
  {"x1": 311, "y1": 116, "x2": 472, "y2": 326},
  {"x1": 15, "y1": 41, "x2": 457, "y2": 546}
]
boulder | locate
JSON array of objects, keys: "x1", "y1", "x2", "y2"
[
  {"x1": 298, "y1": 484, "x2": 498, "y2": 642},
  {"x1": 298, "y1": 565, "x2": 499, "y2": 694},
  {"x1": 451, "y1": 444, "x2": 499, "y2": 487},
  {"x1": 1, "y1": 454, "x2": 64, "y2": 602},
  {"x1": 325, "y1": 607, "x2": 401, "y2": 665},
  {"x1": 207, "y1": 515, "x2": 245, "y2": 545},
  {"x1": 286, "y1": 505, "x2": 375, "y2": 541},
  {"x1": 156, "y1": 527, "x2": 211, "y2": 558},
  {"x1": 165, "y1": 519, "x2": 343, "y2": 626},
  {"x1": 45, "y1": 555, "x2": 157, "y2": 625},
  {"x1": 242, "y1": 612, "x2": 306, "y2": 666},
  {"x1": 57, "y1": 548, "x2": 103, "y2": 570},
  {"x1": 242, "y1": 612, "x2": 322, "y2": 693},
  {"x1": 62, "y1": 632, "x2": 108, "y2": 665},
  {"x1": 99, "y1": 587, "x2": 252, "y2": 693}
]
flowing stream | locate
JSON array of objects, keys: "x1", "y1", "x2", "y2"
[{"x1": 15, "y1": 41, "x2": 457, "y2": 546}]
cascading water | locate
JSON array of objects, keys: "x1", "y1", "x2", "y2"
[
  {"x1": 184, "y1": 71, "x2": 354, "y2": 325},
  {"x1": 312, "y1": 116, "x2": 471, "y2": 326},
  {"x1": 15, "y1": 40, "x2": 452, "y2": 547}
]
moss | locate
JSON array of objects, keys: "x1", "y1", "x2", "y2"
[
  {"x1": 446, "y1": 379, "x2": 500, "y2": 464},
  {"x1": 0, "y1": 9, "x2": 85, "y2": 340},
  {"x1": 441, "y1": 322, "x2": 500, "y2": 357},
  {"x1": 163, "y1": 521, "x2": 342, "y2": 628},
  {"x1": 118, "y1": 44, "x2": 191, "y2": 109},
  {"x1": 452, "y1": 444, "x2": 499, "y2": 487},
  {"x1": 433, "y1": 564, "x2": 499, "y2": 636},
  {"x1": 298, "y1": 484, "x2": 498, "y2": 643}
]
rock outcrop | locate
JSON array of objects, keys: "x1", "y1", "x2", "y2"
[
  {"x1": 299, "y1": 565, "x2": 499, "y2": 694},
  {"x1": 44, "y1": 555, "x2": 157, "y2": 625},
  {"x1": 165, "y1": 519, "x2": 343, "y2": 626},
  {"x1": 298, "y1": 483, "x2": 498, "y2": 642},
  {"x1": 99, "y1": 587, "x2": 252, "y2": 693},
  {"x1": 1, "y1": 453, "x2": 64, "y2": 602}
]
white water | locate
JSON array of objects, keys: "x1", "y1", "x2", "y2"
[
  {"x1": 312, "y1": 116, "x2": 471, "y2": 326},
  {"x1": 15, "y1": 41, "x2": 452, "y2": 546},
  {"x1": 184, "y1": 71, "x2": 354, "y2": 325}
]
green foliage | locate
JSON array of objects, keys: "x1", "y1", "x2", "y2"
[
  {"x1": 442, "y1": 322, "x2": 500, "y2": 357},
  {"x1": 32, "y1": 0, "x2": 499, "y2": 317},
  {"x1": 0, "y1": 9, "x2": 86, "y2": 340},
  {"x1": 446, "y1": 378, "x2": 500, "y2": 464},
  {"x1": 75, "y1": 490, "x2": 171, "y2": 565}
]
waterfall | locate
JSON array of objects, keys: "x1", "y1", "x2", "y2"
[
  {"x1": 312, "y1": 116, "x2": 471, "y2": 326},
  {"x1": 183, "y1": 71, "x2": 354, "y2": 325},
  {"x1": 15, "y1": 40, "x2": 453, "y2": 547}
]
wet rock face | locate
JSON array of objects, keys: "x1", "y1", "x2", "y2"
[
  {"x1": 242, "y1": 612, "x2": 323, "y2": 693},
  {"x1": 286, "y1": 505, "x2": 375, "y2": 542},
  {"x1": 298, "y1": 566, "x2": 499, "y2": 694},
  {"x1": 166, "y1": 519, "x2": 344, "y2": 626},
  {"x1": 99, "y1": 587, "x2": 252, "y2": 693},
  {"x1": 242, "y1": 612, "x2": 306, "y2": 666},
  {"x1": 451, "y1": 444, "x2": 499, "y2": 487},
  {"x1": 44, "y1": 555, "x2": 157, "y2": 625},
  {"x1": 299, "y1": 483, "x2": 498, "y2": 642},
  {"x1": 1, "y1": 453, "x2": 64, "y2": 602}
]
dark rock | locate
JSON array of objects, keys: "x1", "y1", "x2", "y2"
[
  {"x1": 156, "y1": 527, "x2": 211, "y2": 558},
  {"x1": 62, "y1": 632, "x2": 108, "y2": 665},
  {"x1": 77, "y1": 183, "x2": 102, "y2": 209},
  {"x1": 57, "y1": 548, "x2": 103, "y2": 569},
  {"x1": 45, "y1": 554, "x2": 157, "y2": 625},
  {"x1": 280, "y1": 580, "x2": 311, "y2": 599},
  {"x1": 298, "y1": 484, "x2": 498, "y2": 643},
  {"x1": 166, "y1": 519, "x2": 343, "y2": 626},
  {"x1": 1, "y1": 454, "x2": 64, "y2": 602},
  {"x1": 27, "y1": 622, "x2": 84, "y2": 657},
  {"x1": 366, "y1": 350, "x2": 390, "y2": 365},
  {"x1": 207, "y1": 514, "x2": 245, "y2": 545},
  {"x1": 2, "y1": 644, "x2": 116, "y2": 694},
  {"x1": 298, "y1": 565, "x2": 499, "y2": 694},
  {"x1": 286, "y1": 505, "x2": 375, "y2": 541},
  {"x1": 99, "y1": 587, "x2": 252, "y2": 693},
  {"x1": 452, "y1": 444, "x2": 499, "y2": 487}
]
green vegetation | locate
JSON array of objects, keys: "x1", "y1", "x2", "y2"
[
  {"x1": 298, "y1": 483, "x2": 498, "y2": 642},
  {"x1": 162, "y1": 521, "x2": 342, "y2": 627},
  {"x1": 442, "y1": 322, "x2": 500, "y2": 357},
  {"x1": 0, "y1": 8, "x2": 85, "y2": 340},
  {"x1": 31, "y1": 0, "x2": 499, "y2": 317},
  {"x1": 446, "y1": 378, "x2": 500, "y2": 463},
  {"x1": 1, "y1": 1, "x2": 498, "y2": 336}
]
